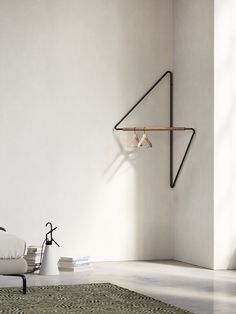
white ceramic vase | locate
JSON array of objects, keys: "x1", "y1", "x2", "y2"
[{"x1": 39, "y1": 244, "x2": 59, "y2": 275}]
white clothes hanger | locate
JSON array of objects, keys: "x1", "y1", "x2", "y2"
[
  {"x1": 138, "y1": 128, "x2": 152, "y2": 148},
  {"x1": 127, "y1": 128, "x2": 142, "y2": 148}
]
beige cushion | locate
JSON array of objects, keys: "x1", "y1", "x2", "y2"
[
  {"x1": 0, "y1": 258, "x2": 27, "y2": 274},
  {"x1": 0, "y1": 232, "x2": 26, "y2": 259}
]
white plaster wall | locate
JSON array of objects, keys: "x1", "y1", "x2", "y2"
[
  {"x1": 0, "y1": 0, "x2": 173, "y2": 261},
  {"x1": 214, "y1": 0, "x2": 236, "y2": 269},
  {"x1": 173, "y1": 0, "x2": 214, "y2": 268}
]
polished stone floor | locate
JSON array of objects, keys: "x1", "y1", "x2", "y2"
[{"x1": 1, "y1": 260, "x2": 236, "y2": 314}]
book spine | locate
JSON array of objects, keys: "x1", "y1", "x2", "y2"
[
  {"x1": 58, "y1": 266, "x2": 92, "y2": 272},
  {"x1": 27, "y1": 251, "x2": 42, "y2": 254},
  {"x1": 58, "y1": 260, "x2": 89, "y2": 266},
  {"x1": 59, "y1": 256, "x2": 90, "y2": 262},
  {"x1": 58, "y1": 262, "x2": 90, "y2": 268}
]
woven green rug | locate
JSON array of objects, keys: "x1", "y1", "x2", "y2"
[{"x1": 0, "y1": 283, "x2": 192, "y2": 314}]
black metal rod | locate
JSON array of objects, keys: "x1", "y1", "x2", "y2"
[
  {"x1": 4, "y1": 274, "x2": 27, "y2": 294},
  {"x1": 21, "y1": 275, "x2": 27, "y2": 295},
  {"x1": 114, "y1": 71, "x2": 172, "y2": 130},
  {"x1": 171, "y1": 128, "x2": 195, "y2": 188},
  {"x1": 169, "y1": 72, "x2": 173, "y2": 188}
]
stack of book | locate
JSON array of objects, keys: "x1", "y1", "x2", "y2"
[
  {"x1": 24, "y1": 245, "x2": 43, "y2": 273},
  {"x1": 58, "y1": 256, "x2": 91, "y2": 272}
]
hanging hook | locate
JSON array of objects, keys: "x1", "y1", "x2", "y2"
[
  {"x1": 138, "y1": 127, "x2": 152, "y2": 148},
  {"x1": 128, "y1": 127, "x2": 140, "y2": 148},
  {"x1": 45, "y1": 222, "x2": 60, "y2": 247}
]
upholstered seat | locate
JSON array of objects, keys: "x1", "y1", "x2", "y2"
[{"x1": 0, "y1": 227, "x2": 27, "y2": 294}]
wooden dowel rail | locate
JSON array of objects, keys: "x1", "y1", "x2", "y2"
[{"x1": 121, "y1": 127, "x2": 186, "y2": 132}]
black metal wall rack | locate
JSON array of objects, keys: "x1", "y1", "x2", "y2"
[{"x1": 114, "y1": 71, "x2": 196, "y2": 188}]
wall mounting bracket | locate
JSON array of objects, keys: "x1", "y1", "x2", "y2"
[{"x1": 114, "y1": 71, "x2": 196, "y2": 188}]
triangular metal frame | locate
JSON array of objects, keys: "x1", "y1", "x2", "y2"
[
  {"x1": 170, "y1": 127, "x2": 195, "y2": 188},
  {"x1": 114, "y1": 71, "x2": 196, "y2": 188}
]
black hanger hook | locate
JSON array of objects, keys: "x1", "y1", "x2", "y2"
[{"x1": 45, "y1": 222, "x2": 60, "y2": 247}]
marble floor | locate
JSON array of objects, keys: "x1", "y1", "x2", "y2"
[{"x1": 1, "y1": 260, "x2": 236, "y2": 314}]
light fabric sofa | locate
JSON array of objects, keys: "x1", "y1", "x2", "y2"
[{"x1": 0, "y1": 227, "x2": 27, "y2": 294}]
